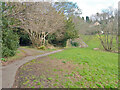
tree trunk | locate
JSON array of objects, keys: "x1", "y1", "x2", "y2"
[
  {"x1": 116, "y1": 35, "x2": 118, "y2": 45},
  {"x1": 109, "y1": 36, "x2": 113, "y2": 51},
  {"x1": 43, "y1": 32, "x2": 45, "y2": 46},
  {"x1": 98, "y1": 34, "x2": 108, "y2": 51}
]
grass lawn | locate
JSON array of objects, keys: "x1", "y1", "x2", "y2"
[
  {"x1": 13, "y1": 35, "x2": 118, "y2": 88},
  {"x1": 50, "y1": 48, "x2": 118, "y2": 88}
]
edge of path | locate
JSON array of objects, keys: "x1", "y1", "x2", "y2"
[{"x1": 2, "y1": 49, "x2": 64, "y2": 88}]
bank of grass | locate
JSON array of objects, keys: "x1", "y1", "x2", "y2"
[
  {"x1": 49, "y1": 48, "x2": 118, "y2": 88},
  {"x1": 49, "y1": 35, "x2": 118, "y2": 88},
  {"x1": 81, "y1": 35, "x2": 118, "y2": 51},
  {"x1": 13, "y1": 35, "x2": 118, "y2": 88}
]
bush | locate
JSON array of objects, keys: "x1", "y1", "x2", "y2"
[
  {"x1": 1, "y1": 58, "x2": 6, "y2": 62},
  {"x1": 71, "y1": 41, "x2": 79, "y2": 47},
  {"x1": 2, "y1": 29, "x2": 19, "y2": 57},
  {"x1": 37, "y1": 45, "x2": 46, "y2": 50},
  {"x1": 1, "y1": 3, "x2": 20, "y2": 57},
  {"x1": 47, "y1": 34, "x2": 67, "y2": 47}
]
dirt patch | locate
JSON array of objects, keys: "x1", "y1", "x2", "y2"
[{"x1": 13, "y1": 56, "x2": 82, "y2": 88}]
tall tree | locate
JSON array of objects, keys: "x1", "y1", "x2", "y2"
[
  {"x1": 53, "y1": 1, "x2": 82, "y2": 17},
  {"x1": 86, "y1": 16, "x2": 89, "y2": 22},
  {"x1": 65, "y1": 17, "x2": 78, "y2": 39},
  {"x1": 15, "y1": 2, "x2": 65, "y2": 47}
]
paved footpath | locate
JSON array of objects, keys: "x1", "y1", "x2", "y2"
[{"x1": 1, "y1": 49, "x2": 63, "y2": 88}]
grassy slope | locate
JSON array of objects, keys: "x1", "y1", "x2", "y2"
[
  {"x1": 50, "y1": 35, "x2": 118, "y2": 88},
  {"x1": 13, "y1": 35, "x2": 118, "y2": 88}
]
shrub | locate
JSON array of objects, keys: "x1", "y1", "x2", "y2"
[
  {"x1": 2, "y1": 29, "x2": 19, "y2": 57},
  {"x1": 38, "y1": 45, "x2": 46, "y2": 50},
  {"x1": 1, "y1": 58, "x2": 6, "y2": 62},
  {"x1": 1, "y1": 2, "x2": 20, "y2": 57},
  {"x1": 62, "y1": 61, "x2": 66, "y2": 63},
  {"x1": 74, "y1": 42, "x2": 79, "y2": 47},
  {"x1": 71, "y1": 41, "x2": 79, "y2": 47}
]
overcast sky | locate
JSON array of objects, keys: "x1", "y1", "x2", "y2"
[
  {"x1": 2, "y1": 0, "x2": 119, "y2": 17},
  {"x1": 69, "y1": 0, "x2": 119, "y2": 18}
]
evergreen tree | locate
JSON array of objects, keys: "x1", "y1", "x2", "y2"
[
  {"x1": 82, "y1": 17, "x2": 84, "y2": 20},
  {"x1": 86, "y1": 16, "x2": 89, "y2": 22},
  {"x1": 65, "y1": 17, "x2": 79, "y2": 39},
  {"x1": 1, "y1": 2, "x2": 19, "y2": 57}
]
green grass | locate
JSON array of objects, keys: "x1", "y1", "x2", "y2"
[
  {"x1": 50, "y1": 35, "x2": 118, "y2": 88},
  {"x1": 14, "y1": 35, "x2": 118, "y2": 88},
  {"x1": 5, "y1": 50, "x2": 25, "y2": 62},
  {"x1": 44, "y1": 48, "x2": 57, "y2": 52},
  {"x1": 81, "y1": 35, "x2": 118, "y2": 51}
]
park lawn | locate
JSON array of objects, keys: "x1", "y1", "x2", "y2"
[
  {"x1": 48, "y1": 35, "x2": 118, "y2": 88},
  {"x1": 13, "y1": 36, "x2": 118, "y2": 88},
  {"x1": 81, "y1": 35, "x2": 118, "y2": 51},
  {"x1": 50, "y1": 47, "x2": 118, "y2": 88}
]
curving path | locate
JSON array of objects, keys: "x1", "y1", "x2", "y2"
[{"x1": 1, "y1": 49, "x2": 63, "y2": 88}]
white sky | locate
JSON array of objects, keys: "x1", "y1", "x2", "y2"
[
  {"x1": 69, "y1": 0, "x2": 119, "y2": 18},
  {"x1": 2, "y1": 0, "x2": 119, "y2": 17}
]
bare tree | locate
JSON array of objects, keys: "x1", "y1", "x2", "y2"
[
  {"x1": 94, "y1": 7, "x2": 118, "y2": 51},
  {"x1": 12, "y1": 2, "x2": 65, "y2": 47}
]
